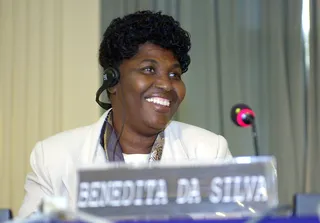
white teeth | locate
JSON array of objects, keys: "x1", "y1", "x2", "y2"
[{"x1": 146, "y1": 97, "x2": 170, "y2": 107}]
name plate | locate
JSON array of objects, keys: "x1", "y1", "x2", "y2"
[{"x1": 76, "y1": 156, "x2": 278, "y2": 218}]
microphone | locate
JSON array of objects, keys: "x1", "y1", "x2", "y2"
[{"x1": 230, "y1": 103, "x2": 260, "y2": 156}]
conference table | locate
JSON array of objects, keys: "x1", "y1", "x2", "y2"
[
  {"x1": 117, "y1": 216, "x2": 319, "y2": 223},
  {"x1": 29, "y1": 216, "x2": 319, "y2": 223}
]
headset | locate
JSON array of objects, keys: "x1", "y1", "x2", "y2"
[
  {"x1": 95, "y1": 66, "x2": 126, "y2": 161},
  {"x1": 95, "y1": 67, "x2": 120, "y2": 110}
]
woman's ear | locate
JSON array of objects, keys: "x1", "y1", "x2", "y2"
[{"x1": 107, "y1": 85, "x2": 117, "y2": 94}]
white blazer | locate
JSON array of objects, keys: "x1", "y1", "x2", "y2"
[{"x1": 18, "y1": 110, "x2": 232, "y2": 218}]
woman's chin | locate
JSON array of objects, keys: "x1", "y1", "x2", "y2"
[{"x1": 146, "y1": 119, "x2": 170, "y2": 133}]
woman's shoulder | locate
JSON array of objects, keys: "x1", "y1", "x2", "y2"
[
  {"x1": 166, "y1": 120, "x2": 220, "y2": 138},
  {"x1": 165, "y1": 121, "x2": 231, "y2": 159},
  {"x1": 37, "y1": 112, "x2": 109, "y2": 156},
  {"x1": 31, "y1": 124, "x2": 96, "y2": 163}
]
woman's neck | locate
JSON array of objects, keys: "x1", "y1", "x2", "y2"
[
  {"x1": 111, "y1": 114, "x2": 158, "y2": 154},
  {"x1": 118, "y1": 128, "x2": 157, "y2": 154}
]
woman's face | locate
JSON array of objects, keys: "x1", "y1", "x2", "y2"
[{"x1": 111, "y1": 43, "x2": 186, "y2": 135}]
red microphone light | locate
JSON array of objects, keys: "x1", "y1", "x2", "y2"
[{"x1": 231, "y1": 104, "x2": 255, "y2": 128}]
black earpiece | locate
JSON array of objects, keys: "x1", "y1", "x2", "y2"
[
  {"x1": 102, "y1": 67, "x2": 120, "y2": 88},
  {"x1": 95, "y1": 67, "x2": 120, "y2": 110}
]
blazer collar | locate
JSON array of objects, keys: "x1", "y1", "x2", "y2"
[{"x1": 77, "y1": 109, "x2": 111, "y2": 165}]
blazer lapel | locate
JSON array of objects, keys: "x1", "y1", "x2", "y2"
[
  {"x1": 61, "y1": 158, "x2": 77, "y2": 210},
  {"x1": 61, "y1": 110, "x2": 111, "y2": 209},
  {"x1": 162, "y1": 123, "x2": 189, "y2": 161}
]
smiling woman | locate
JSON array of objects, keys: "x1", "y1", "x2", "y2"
[
  {"x1": 18, "y1": 10, "x2": 232, "y2": 218},
  {"x1": 113, "y1": 43, "x2": 186, "y2": 144}
]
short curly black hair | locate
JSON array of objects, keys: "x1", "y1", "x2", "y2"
[{"x1": 99, "y1": 10, "x2": 191, "y2": 73}]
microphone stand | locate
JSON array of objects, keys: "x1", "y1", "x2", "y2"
[
  {"x1": 251, "y1": 120, "x2": 260, "y2": 156},
  {"x1": 240, "y1": 112, "x2": 261, "y2": 156}
]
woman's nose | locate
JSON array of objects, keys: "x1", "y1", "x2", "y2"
[{"x1": 154, "y1": 74, "x2": 173, "y2": 92}]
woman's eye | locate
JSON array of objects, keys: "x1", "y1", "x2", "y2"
[
  {"x1": 141, "y1": 67, "x2": 155, "y2": 74},
  {"x1": 169, "y1": 72, "x2": 182, "y2": 79}
]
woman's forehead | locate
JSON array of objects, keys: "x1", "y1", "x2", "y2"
[{"x1": 132, "y1": 43, "x2": 179, "y2": 63}]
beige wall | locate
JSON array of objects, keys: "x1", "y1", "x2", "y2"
[{"x1": 0, "y1": 0, "x2": 101, "y2": 215}]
